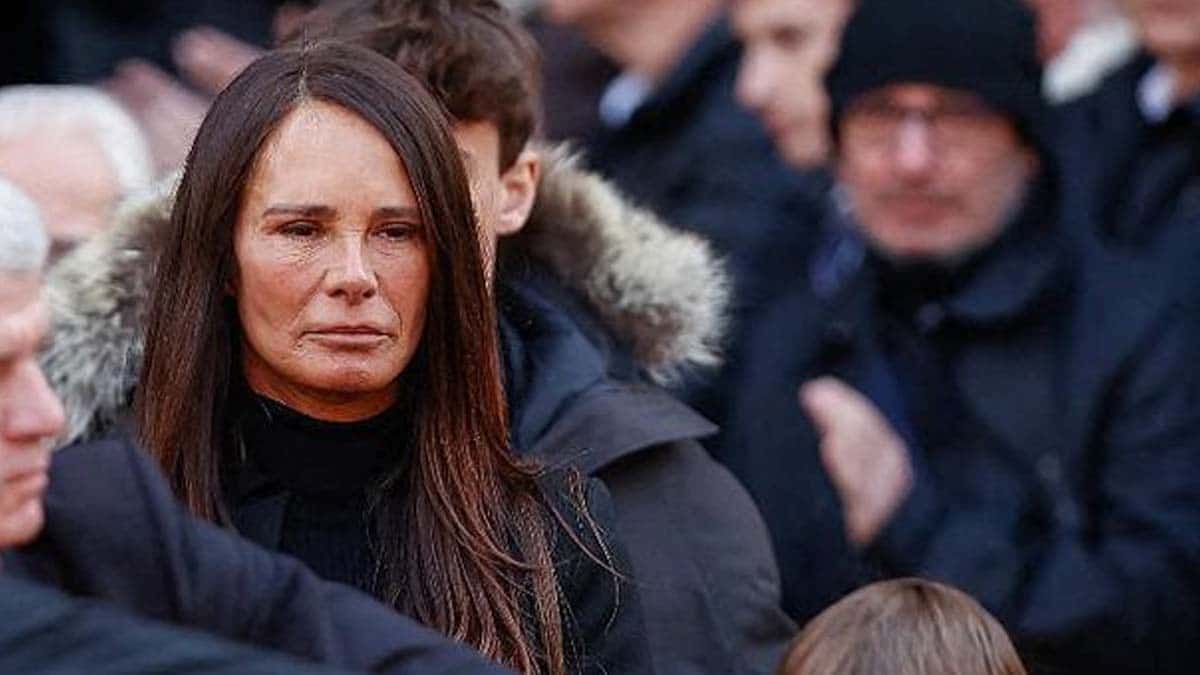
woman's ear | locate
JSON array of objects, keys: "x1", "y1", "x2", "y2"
[{"x1": 494, "y1": 148, "x2": 541, "y2": 238}]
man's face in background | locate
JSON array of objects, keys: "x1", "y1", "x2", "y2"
[
  {"x1": 836, "y1": 84, "x2": 1038, "y2": 263},
  {"x1": 733, "y1": 0, "x2": 855, "y2": 168},
  {"x1": 0, "y1": 271, "x2": 64, "y2": 549}
]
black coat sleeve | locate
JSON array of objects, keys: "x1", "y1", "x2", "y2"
[
  {"x1": 872, "y1": 305, "x2": 1200, "y2": 674},
  {"x1": 547, "y1": 474, "x2": 655, "y2": 675},
  {"x1": 16, "y1": 439, "x2": 513, "y2": 675},
  {"x1": 0, "y1": 576, "x2": 354, "y2": 674}
]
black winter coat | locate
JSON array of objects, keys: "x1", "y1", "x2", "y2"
[
  {"x1": 715, "y1": 211, "x2": 1200, "y2": 674},
  {"x1": 2, "y1": 439, "x2": 512, "y2": 675},
  {"x1": 583, "y1": 17, "x2": 816, "y2": 311},
  {"x1": 224, "y1": 421, "x2": 652, "y2": 675},
  {"x1": 0, "y1": 576, "x2": 359, "y2": 674},
  {"x1": 1056, "y1": 54, "x2": 1200, "y2": 255},
  {"x1": 500, "y1": 270, "x2": 796, "y2": 675}
]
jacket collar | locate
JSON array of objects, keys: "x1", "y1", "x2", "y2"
[
  {"x1": 500, "y1": 271, "x2": 716, "y2": 473},
  {"x1": 622, "y1": 16, "x2": 734, "y2": 130}
]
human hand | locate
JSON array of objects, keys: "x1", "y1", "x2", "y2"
[
  {"x1": 104, "y1": 59, "x2": 209, "y2": 174},
  {"x1": 172, "y1": 26, "x2": 265, "y2": 97},
  {"x1": 800, "y1": 377, "x2": 913, "y2": 548}
]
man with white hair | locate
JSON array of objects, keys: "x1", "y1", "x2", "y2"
[
  {"x1": 0, "y1": 178, "x2": 511, "y2": 674},
  {"x1": 0, "y1": 85, "x2": 154, "y2": 260},
  {"x1": 0, "y1": 179, "x2": 61, "y2": 549}
]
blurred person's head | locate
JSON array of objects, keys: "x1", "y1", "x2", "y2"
[
  {"x1": 0, "y1": 178, "x2": 66, "y2": 549},
  {"x1": 732, "y1": 0, "x2": 856, "y2": 168},
  {"x1": 827, "y1": 0, "x2": 1044, "y2": 264},
  {"x1": 136, "y1": 41, "x2": 567, "y2": 673},
  {"x1": 540, "y1": 0, "x2": 723, "y2": 81},
  {"x1": 291, "y1": 0, "x2": 543, "y2": 270},
  {"x1": 1122, "y1": 0, "x2": 1200, "y2": 79},
  {"x1": 0, "y1": 86, "x2": 153, "y2": 259},
  {"x1": 778, "y1": 578, "x2": 1027, "y2": 675}
]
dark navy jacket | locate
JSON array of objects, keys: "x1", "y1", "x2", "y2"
[
  {"x1": 3, "y1": 440, "x2": 512, "y2": 675},
  {"x1": 499, "y1": 269, "x2": 796, "y2": 675},
  {"x1": 715, "y1": 198, "x2": 1200, "y2": 674},
  {"x1": 0, "y1": 576, "x2": 357, "y2": 674},
  {"x1": 1056, "y1": 53, "x2": 1200, "y2": 255}
]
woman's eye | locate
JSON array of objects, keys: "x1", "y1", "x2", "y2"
[
  {"x1": 378, "y1": 224, "x2": 418, "y2": 241},
  {"x1": 280, "y1": 221, "x2": 319, "y2": 237}
]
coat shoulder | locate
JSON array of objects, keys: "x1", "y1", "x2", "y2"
[{"x1": 596, "y1": 439, "x2": 796, "y2": 675}]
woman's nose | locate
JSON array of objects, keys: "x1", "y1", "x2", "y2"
[{"x1": 324, "y1": 238, "x2": 379, "y2": 303}]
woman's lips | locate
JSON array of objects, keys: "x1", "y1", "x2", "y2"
[{"x1": 305, "y1": 330, "x2": 392, "y2": 348}]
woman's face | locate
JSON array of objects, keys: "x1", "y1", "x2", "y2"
[{"x1": 233, "y1": 101, "x2": 430, "y2": 421}]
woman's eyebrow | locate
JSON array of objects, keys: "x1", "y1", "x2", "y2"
[
  {"x1": 261, "y1": 204, "x2": 338, "y2": 219},
  {"x1": 375, "y1": 206, "x2": 422, "y2": 220}
]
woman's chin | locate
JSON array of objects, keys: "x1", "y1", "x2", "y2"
[{"x1": 305, "y1": 370, "x2": 396, "y2": 396}]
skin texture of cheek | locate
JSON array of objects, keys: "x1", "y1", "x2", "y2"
[{"x1": 238, "y1": 249, "x2": 411, "y2": 392}]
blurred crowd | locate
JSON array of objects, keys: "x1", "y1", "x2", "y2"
[{"x1": 1, "y1": 0, "x2": 1199, "y2": 674}]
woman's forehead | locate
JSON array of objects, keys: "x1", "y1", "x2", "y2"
[{"x1": 243, "y1": 102, "x2": 414, "y2": 207}]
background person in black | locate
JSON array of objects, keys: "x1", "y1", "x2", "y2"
[
  {"x1": 713, "y1": 0, "x2": 1200, "y2": 672},
  {"x1": 1056, "y1": 0, "x2": 1200, "y2": 254},
  {"x1": 537, "y1": 0, "x2": 819, "y2": 314}
]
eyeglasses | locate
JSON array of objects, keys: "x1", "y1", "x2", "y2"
[{"x1": 842, "y1": 93, "x2": 1009, "y2": 151}]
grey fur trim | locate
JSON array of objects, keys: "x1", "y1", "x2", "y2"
[
  {"x1": 520, "y1": 144, "x2": 730, "y2": 384},
  {"x1": 41, "y1": 177, "x2": 174, "y2": 446}
]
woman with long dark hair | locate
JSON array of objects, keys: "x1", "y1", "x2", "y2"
[{"x1": 133, "y1": 41, "x2": 648, "y2": 675}]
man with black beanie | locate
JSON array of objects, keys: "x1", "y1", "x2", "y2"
[{"x1": 712, "y1": 0, "x2": 1200, "y2": 672}]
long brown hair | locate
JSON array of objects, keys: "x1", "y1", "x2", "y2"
[
  {"x1": 135, "y1": 42, "x2": 567, "y2": 673},
  {"x1": 779, "y1": 578, "x2": 1027, "y2": 675}
]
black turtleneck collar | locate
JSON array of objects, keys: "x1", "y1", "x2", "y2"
[{"x1": 233, "y1": 393, "x2": 408, "y2": 500}]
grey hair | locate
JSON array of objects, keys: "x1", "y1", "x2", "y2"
[
  {"x1": 0, "y1": 176, "x2": 47, "y2": 273},
  {"x1": 0, "y1": 85, "x2": 154, "y2": 194}
]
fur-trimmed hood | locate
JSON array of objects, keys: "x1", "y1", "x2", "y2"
[{"x1": 41, "y1": 143, "x2": 730, "y2": 446}]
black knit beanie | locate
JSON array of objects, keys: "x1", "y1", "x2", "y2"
[{"x1": 826, "y1": 0, "x2": 1048, "y2": 154}]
